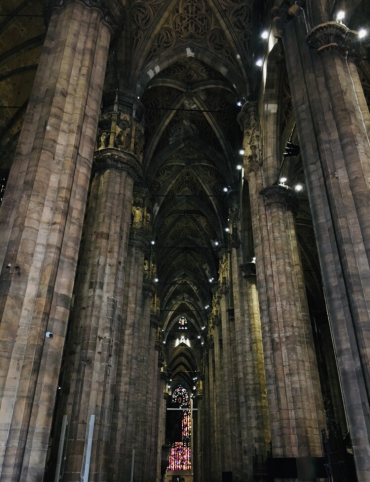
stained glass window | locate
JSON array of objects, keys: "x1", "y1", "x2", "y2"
[
  {"x1": 168, "y1": 386, "x2": 191, "y2": 471},
  {"x1": 178, "y1": 316, "x2": 188, "y2": 330}
]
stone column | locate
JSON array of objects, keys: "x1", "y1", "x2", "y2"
[
  {"x1": 0, "y1": 1, "x2": 115, "y2": 479},
  {"x1": 231, "y1": 225, "x2": 270, "y2": 482},
  {"x1": 240, "y1": 103, "x2": 325, "y2": 477},
  {"x1": 273, "y1": 7, "x2": 370, "y2": 479},
  {"x1": 110, "y1": 220, "x2": 149, "y2": 482},
  {"x1": 60, "y1": 161, "x2": 139, "y2": 481},
  {"x1": 218, "y1": 253, "x2": 241, "y2": 480},
  {"x1": 156, "y1": 372, "x2": 168, "y2": 482}
]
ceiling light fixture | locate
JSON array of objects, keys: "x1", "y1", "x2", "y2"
[
  {"x1": 359, "y1": 29, "x2": 368, "y2": 39},
  {"x1": 295, "y1": 184, "x2": 303, "y2": 192},
  {"x1": 256, "y1": 59, "x2": 263, "y2": 67},
  {"x1": 336, "y1": 10, "x2": 345, "y2": 22}
]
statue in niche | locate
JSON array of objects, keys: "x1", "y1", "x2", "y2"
[
  {"x1": 218, "y1": 255, "x2": 228, "y2": 283},
  {"x1": 132, "y1": 205, "x2": 143, "y2": 226},
  {"x1": 115, "y1": 127, "x2": 130, "y2": 150},
  {"x1": 99, "y1": 130, "x2": 109, "y2": 149}
]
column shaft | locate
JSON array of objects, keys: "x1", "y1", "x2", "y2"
[
  {"x1": 0, "y1": 3, "x2": 110, "y2": 480},
  {"x1": 280, "y1": 14, "x2": 370, "y2": 479},
  {"x1": 61, "y1": 166, "x2": 133, "y2": 482}
]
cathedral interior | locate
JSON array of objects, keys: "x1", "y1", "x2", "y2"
[{"x1": 0, "y1": 0, "x2": 370, "y2": 481}]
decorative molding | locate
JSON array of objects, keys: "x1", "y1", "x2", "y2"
[
  {"x1": 93, "y1": 149, "x2": 143, "y2": 181},
  {"x1": 260, "y1": 184, "x2": 299, "y2": 212},
  {"x1": 44, "y1": 0, "x2": 124, "y2": 33},
  {"x1": 307, "y1": 22, "x2": 359, "y2": 58}
]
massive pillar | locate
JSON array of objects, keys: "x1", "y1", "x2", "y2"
[
  {"x1": 110, "y1": 186, "x2": 151, "y2": 482},
  {"x1": 0, "y1": 1, "x2": 116, "y2": 479},
  {"x1": 218, "y1": 252, "x2": 242, "y2": 481},
  {"x1": 240, "y1": 102, "x2": 325, "y2": 477},
  {"x1": 273, "y1": 5, "x2": 370, "y2": 479},
  {"x1": 229, "y1": 203, "x2": 270, "y2": 481},
  {"x1": 52, "y1": 91, "x2": 144, "y2": 482}
]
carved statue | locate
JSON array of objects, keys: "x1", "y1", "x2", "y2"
[
  {"x1": 99, "y1": 131, "x2": 109, "y2": 149},
  {"x1": 132, "y1": 206, "x2": 143, "y2": 226}
]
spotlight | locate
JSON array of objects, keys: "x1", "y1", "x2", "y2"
[
  {"x1": 163, "y1": 340, "x2": 166, "y2": 344},
  {"x1": 279, "y1": 177, "x2": 287, "y2": 184},
  {"x1": 359, "y1": 29, "x2": 368, "y2": 39},
  {"x1": 252, "y1": 257, "x2": 256, "y2": 263},
  {"x1": 201, "y1": 342, "x2": 204, "y2": 345},
  {"x1": 137, "y1": 96, "x2": 140, "y2": 100},
  {"x1": 239, "y1": 149, "x2": 245, "y2": 155},
  {"x1": 204, "y1": 305, "x2": 209, "y2": 309},
  {"x1": 151, "y1": 240, "x2": 155, "y2": 245},
  {"x1": 225, "y1": 227, "x2": 230, "y2": 232},
  {"x1": 155, "y1": 278, "x2": 159, "y2": 282},
  {"x1": 261, "y1": 30, "x2": 269, "y2": 39},
  {"x1": 336, "y1": 10, "x2": 345, "y2": 22},
  {"x1": 237, "y1": 101, "x2": 242, "y2": 107},
  {"x1": 256, "y1": 59, "x2": 263, "y2": 67},
  {"x1": 197, "y1": 335, "x2": 201, "y2": 339},
  {"x1": 209, "y1": 278, "x2": 214, "y2": 283},
  {"x1": 295, "y1": 184, "x2": 303, "y2": 192},
  {"x1": 237, "y1": 165, "x2": 242, "y2": 170},
  {"x1": 193, "y1": 386, "x2": 196, "y2": 390},
  {"x1": 223, "y1": 187, "x2": 228, "y2": 192},
  {"x1": 215, "y1": 241, "x2": 219, "y2": 246}
]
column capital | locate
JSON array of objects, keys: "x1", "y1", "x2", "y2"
[
  {"x1": 44, "y1": 0, "x2": 125, "y2": 34},
  {"x1": 307, "y1": 22, "x2": 359, "y2": 58},
  {"x1": 143, "y1": 280, "x2": 157, "y2": 297},
  {"x1": 271, "y1": 1, "x2": 306, "y2": 37},
  {"x1": 93, "y1": 149, "x2": 143, "y2": 181},
  {"x1": 260, "y1": 184, "x2": 299, "y2": 212},
  {"x1": 129, "y1": 226, "x2": 151, "y2": 250}
]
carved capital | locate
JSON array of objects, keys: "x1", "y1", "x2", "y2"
[
  {"x1": 129, "y1": 227, "x2": 151, "y2": 250},
  {"x1": 96, "y1": 90, "x2": 145, "y2": 163},
  {"x1": 271, "y1": 1, "x2": 306, "y2": 37},
  {"x1": 44, "y1": 0, "x2": 125, "y2": 33},
  {"x1": 307, "y1": 22, "x2": 359, "y2": 58},
  {"x1": 93, "y1": 150, "x2": 143, "y2": 181},
  {"x1": 260, "y1": 184, "x2": 299, "y2": 212},
  {"x1": 143, "y1": 280, "x2": 157, "y2": 297}
]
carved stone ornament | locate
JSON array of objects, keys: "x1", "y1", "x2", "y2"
[
  {"x1": 307, "y1": 22, "x2": 359, "y2": 58},
  {"x1": 260, "y1": 184, "x2": 299, "y2": 212},
  {"x1": 237, "y1": 101, "x2": 261, "y2": 175},
  {"x1": 44, "y1": 0, "x2": 125, "y2": 33},
  {"x1": 271, "y1": 1, "x2": 306, "y2": 37},
  {"x1": 93, "y1": 149, "x2": 143, "y2": 182}
]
